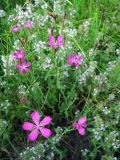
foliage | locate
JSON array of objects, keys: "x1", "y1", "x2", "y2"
[{"x1": 0, "y1": 0, "x2": 120, "y2": 159}]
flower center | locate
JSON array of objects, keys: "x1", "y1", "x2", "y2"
[
  {"x1": 73, "y1": 57, "x2": 78, "y2": 63},
  {"x1": 36, "y1": 124, "x2": 43, "y2": 129},
  {"x1": 18, "y1": 54, "x2": 23, "y2": 58},
  {"x1": 22, "y1": 65, "x2": 26, "y2": 70}
]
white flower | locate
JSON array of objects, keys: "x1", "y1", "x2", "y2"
[
  {"x1": 18, "y1": 85, "x2": 28, "y2": 95},
  {"x1": 42, "y1": 57, "x2": 53, "y2": 70},
  {"x1": 1, "y1": 54, "x2": 16, "y2": 76},
  {"x1": 0, "y1": 9, "x2": 6, "y2": 17},
  {"x1": 63, "y1": 71, "x2": 69, "y2": 77},
  {"x1": 102, "y1": 107, "x2": 111, "y2": 115}
]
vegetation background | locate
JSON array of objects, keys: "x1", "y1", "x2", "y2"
[{"x1": 0, "y1": 0, "x2": 120, "y2": 160}]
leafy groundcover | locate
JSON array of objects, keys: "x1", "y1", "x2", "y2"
[{"x1": 0, "y1": 0, "x2": 120, "y2": 160}]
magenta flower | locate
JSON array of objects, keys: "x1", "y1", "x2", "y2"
[
  {"x1": 21, "y1": 97, "x2": 27, "y2": 104},
  {"x1": 67, "y1": 53, "x2": 83, "y2": 68},
  {"x1": 14, "y1": 50, "x2": 26, "y2": 61},
  {"x1": 16, "y1": 61, "x2": 31, "y2": 73},
  {"x1": 72, "y1": 116, "x2": 87, "y2": 136},
  {"x1": 22, "y1": 21, "x2": 33, "y2": 29},
  {"x1": 47, "y1": 35, "x2": 64, "y2": 49},
  {"x1": 11, "y1": 26, "x2": 20, "y2": 32},
  {"x1": 22, "y1": 112, "x2": 52, "y2": 141}
]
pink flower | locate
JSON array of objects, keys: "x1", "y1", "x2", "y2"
[
  {"x1": 21, "y1": 97, "x2": 27, "y2": 104},
  {"x1": 22, "y1": 21, "x2": 33, "y2": 29},
  {"x1": 67, "y1": 53, "x2": 83, "y2": 68},
  {"x1": 72, "y1": 116, "x2": 87, "y2": 136},
  {"x1": 13, "y1": 50, "x2": 26, "y2": 61},
  {"x1": 11, "y1": 26, "x2": 20, "y2": 32},
  {"x1": 16, "y1": 61, "x2": 31, "y2": 73},
  {"x1": 47, "y1": 35, "x2": 64, "y2": 49},
  {"x1": 22, "y1": 112, "x2": 52, "y2": 141}
]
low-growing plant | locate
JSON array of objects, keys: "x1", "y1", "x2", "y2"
[{"x1": 0, "y1": 0, "x2": 120, "y2": 159}]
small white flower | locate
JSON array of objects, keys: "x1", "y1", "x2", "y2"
[{"x1": 0, "y1": 9, "x2": 6, "y2": 17}]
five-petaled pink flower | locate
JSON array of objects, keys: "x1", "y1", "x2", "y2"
[
  {"x1": 72, "y1": 116, "x2": 87, "y2": 136},
  {"x1": 11, "y1": 26, "x2": 20, "y2": 32},
  {"x1": 14, "y1": 50, "x2": 26, "y2": 61},
  {"x1": 47, "y1": 35, "x2": 64, "y2": 49},
  {"x1": 22, "y1": 21, "x2": 33, "y2": 29},
  {"x1": 22, "y1": 112, "x2": 52, "y2": 141},
  {"x1": 67, "y1": 53, "x2": 83, "y2": 68},
  {"x1": 16, "y1": 61, "x2": 31, "y2": 73}
]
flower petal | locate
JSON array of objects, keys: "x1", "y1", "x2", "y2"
[
  {"x1": 23, "y1": 52, "x2": 26, "y2": 56},
  {"x1": 57, "y1": 35, "x2": 64, "y2": 46},
  {"x1": 40, "y1": 116, "x2": 52, "y2": 126},
  {"x1": 24, "y1": 68, "x2": 29, "y2": 72},
  {"x1": 31, "y1": 112, "x2": 41, "y2": 125},
  {"x1": 72, "y1": 122, "x2": 78, "y2": 129},
  {"x1": 18, "y1": 69, "x2": 24, "y2": 73},
  {"x1": 67, "y1": 61, "x2": 73, "y2": 66},
  {"x1": 22, "y1": 122, "x2": 35, "y2": 131},
  {"x1": 21, "y1": 97, "x2": 27, "y2": 104},
  {"x1": 67, "y1": 56, "x2": 72, "y2": 61},
  {"x1": 16, "y1": 64, "x2": 21, "y2": 68},
  {"x1": 28, "y1": 129, "x2": 39, "y2": 141},
  {"x1": 21, "y1": 60, "x2": 26, "y2": 65},
  {"x1": 14, "y1": 52, "x2": 18, "y2": 56},
  {"x1": 18, "y1": 50, "x2": 22, "y2": 54},
  {"x1": 78, "y1": 127, "x2": 85, "y2": 136},
  {"x1": 48, "y1": 35, "x2": 55, "y2": 47},
  {"x1": 78, "y1": 56, "x2": 83, "y2": 61},
  {"x1": 72, "y1": 53, "x2": 77, "y2": 58},
  {"x1": 11, "y1": 26, "x2": 20, "y2": 32},
  {"x1": 50, "y1": 35, "x2": 55, "y2": 42},
  {"x1": 78, "y1": 116, "x2": 87, "y2": 125},
  {"x1": 74, "y1": 62, "x2": 80, "y2": 67},
  {"x1": 40, "y1": 128, "x2": 52, "y2": 138},
  {"x1": 26, "y1": 62, "x2": 31, "y2": 67}
]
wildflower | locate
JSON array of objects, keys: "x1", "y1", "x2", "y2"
[
  {"x1": 16, "y1": 61, "x2": 31, "y2": 73},
  {"x1": 22, "y1": 21, "x2": 33, "y2": 29},
  {"x1": 1, "y1": 54, "x2": 16, "y2": 76},
  {"x1": 22, "y1": 112, "x2": 52, "y2": 141},
  {"x1": 18, "y1": 85, "x2": 27, "y2": 95},
  {"x1": 63, "y1": 71, "x2": 69, "y2": 77},
  {"x1": 47, "y1": 35, "x2": 64, "y2": 49},
  {"x1": 72, "y1": 116, "x2": 87, "y2": 135},
  {"x1": 67, "y1": 53, "x2": 83, "y2": 68},
  {"x1": 11, "y1": 26, "x2": 20, "y2": 32},
  {"x1": 42, "y1": 57, "x2": 53, "y2": 70},
  {"x1": 13, "y1": 50, "x2": 26, "y2": 61},
  {"x1": 0, "y1": 9, "x2": 6, "y2": 17},
  {"x1": 21, "y1": 97, "x2": 27, "y2": 104}
]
